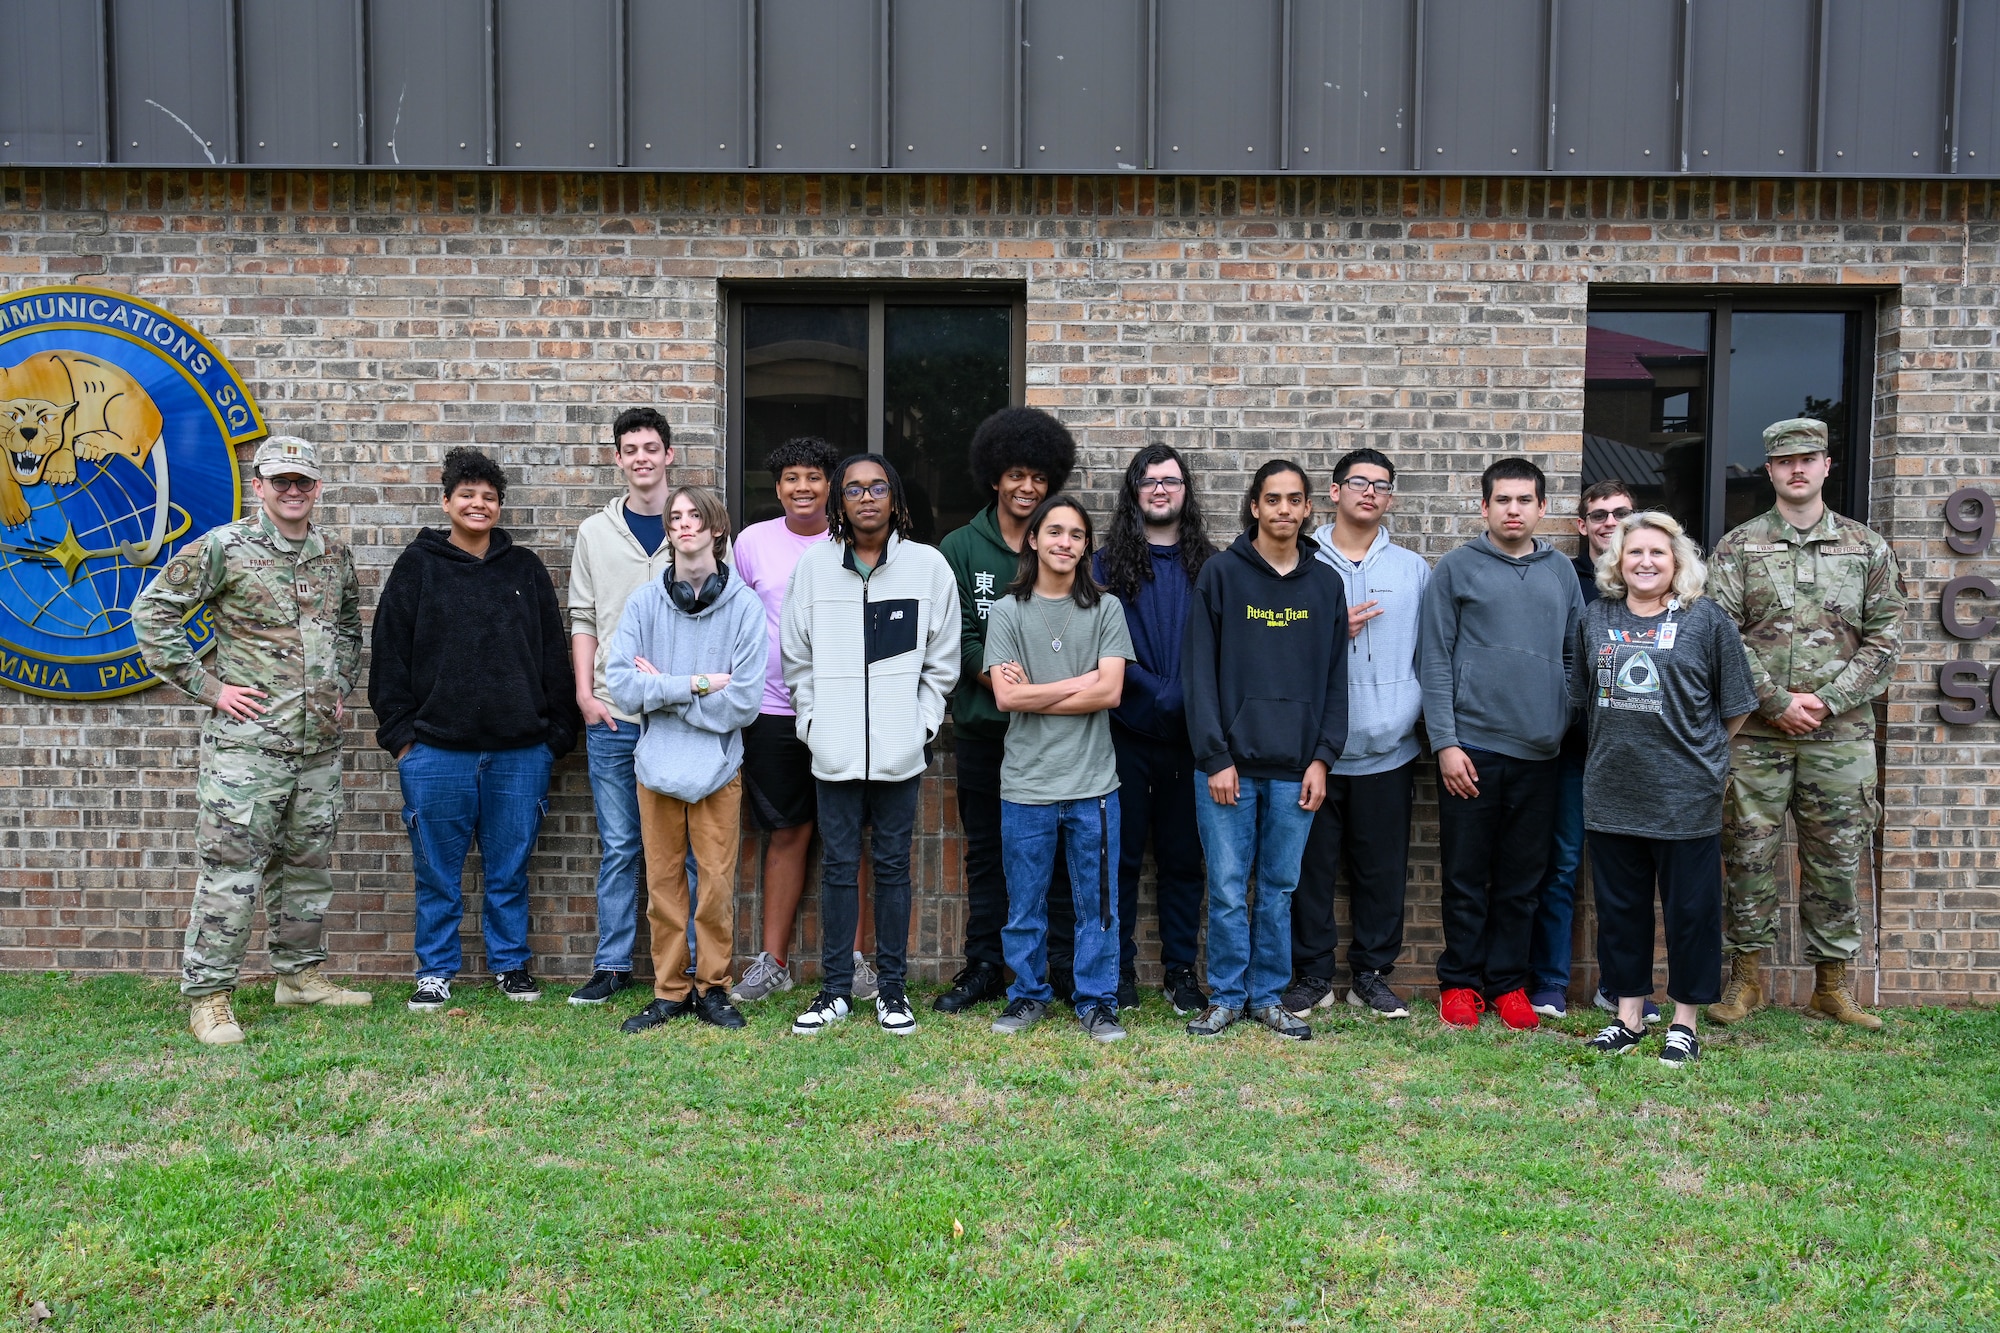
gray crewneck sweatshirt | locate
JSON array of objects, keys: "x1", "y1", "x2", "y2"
[
  {"x1": 1312, "y1": 522, "x2": 1431, "y2": 776},
  {"x1": 1418, "y1": 533, "x2": 1583, "y2": 762}
]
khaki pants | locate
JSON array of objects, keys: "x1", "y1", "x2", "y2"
[{"x1": 638, "y1": 775, "x2": 740, "y2": 1000}]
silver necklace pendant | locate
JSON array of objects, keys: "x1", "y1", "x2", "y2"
[{"x1": 1051, "y1": 637, "x2": 1062, "y2": 652}]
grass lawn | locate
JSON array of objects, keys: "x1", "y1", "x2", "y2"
[{"x1": 4, "y1": 973, "x2": 1996, "y2": 1332}]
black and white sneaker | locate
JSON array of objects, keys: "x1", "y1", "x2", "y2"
[
  {"x1": 1161, "y1": 966, "x2": 1209, "y2": 1016},
  {"x1": 568, "y1": 970, "x2": 631, "y2": 1006},
  {"x1": 1587, "y1": 1022, "x2": 1644, "y2": 1056},
  {"x1": 1658, "y1": 1024, "x2": 1701, "y2": 1068},
  {"x1": 876, "y1": 987, "x2": 918, "y2": 1036},
  {"x1": 408, "y1": 976, "x2": 451, "y2": 1012},
  {"x1": 792, "y1": 991, "x2": 852, "y2": 1034},
  {"x1": 1347, "y1": 971, "x2": 1410, "y2": 1019},
  {"x1": 1281, "y1": 974, "x2": 1336, "y2": 1018},
  {"x1": 496, "y1": 969, "x2": 541, "y2": 1002}
]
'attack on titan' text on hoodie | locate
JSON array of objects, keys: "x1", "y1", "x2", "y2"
[{"x1": 1181, "y1": 531, "x2": 1350, "y2": 780}]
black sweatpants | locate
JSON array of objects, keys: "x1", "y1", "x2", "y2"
[
  {"x1": 957, "y1": 733, "x2": 1068, "y2": 974},
  {"x1": 1436, "y1": 748, "x2": 1558, "y2": 996},
  {"x1": 1587, "y1": 829, "x2": 1724, "y2": 1006},
  {"x1": 1291, "y1": 760, "x2": 1416, "y2": 980},
  {"x1": 1111, "y1": 725, "x2": 1207, "y2": 977}
]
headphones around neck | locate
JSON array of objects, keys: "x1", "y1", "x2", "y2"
[{"x1": 668, "y1": 560, "x2": 729, "y2": 614}]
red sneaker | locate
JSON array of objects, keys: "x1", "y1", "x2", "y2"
[
  {"x1": 1439, "y1": 987, "x2": 1485, "y2": 1028},
  {"x1": 1493, "y1": 988, "x2": 1540, "y2": 1031}
]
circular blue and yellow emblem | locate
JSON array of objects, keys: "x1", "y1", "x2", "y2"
[{"x1": 0, "y1": 285, "x2": 259, "y2": 699}]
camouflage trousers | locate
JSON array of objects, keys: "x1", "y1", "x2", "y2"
[
  {"x1": 1721, "y1": 735, "x2": 1878, "y2": 963},
  {"x1": 181, "y1": 738, "x2": 344, "y2": 996}
]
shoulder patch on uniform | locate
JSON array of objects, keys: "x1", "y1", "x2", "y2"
[{"x1": 163, "y1": 556, "x2": 195, "y2": 586}]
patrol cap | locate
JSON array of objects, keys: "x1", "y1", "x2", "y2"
[
  {"x1": 252, "y1": 435, "x2": 322, "y2": 481},
  {"x1": 1762, "y1": 417, "x2": 1828, "y2": 459}
]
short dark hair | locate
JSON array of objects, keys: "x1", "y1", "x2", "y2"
[
  {"x1": 1578, "y1": 478, "x2": 1635, "y2": 515},
  {"x1": 826, "y1": 452, "x2": 916, "y2": 543},
  {"x1": 1332, "y1": 447, "x2": 1396, "y2": 486},
  {"x1": 968, "y1": 407, "x2": 1076, "y2": 495},
  {"x1": 764, "y1": 436, "x2": 841, "y2": 477},
  {"x1": 1240, "y1": 459, "x2": 1311, "y2": 528},
  {"x1": 612, "y1": 406, "x2": 672, "y2": 452},
  {"x1": 1480, "y1": 456, "x2": 1547, "y2": 504},
  {"x1": 440, "y1": 446, "x2": 507, "y2": 502},
  {"x1": 1006, "y1": 495, "x2": 1102, "y2": 610}
]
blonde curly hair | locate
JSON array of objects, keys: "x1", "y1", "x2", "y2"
[{"x1": 1594, "y1": 510, "x2": 1707, "y2": 603}]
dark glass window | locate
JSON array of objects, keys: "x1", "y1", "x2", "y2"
[{"x1": 1584, "y1": 297, "x2": 1872, "y2": 547}]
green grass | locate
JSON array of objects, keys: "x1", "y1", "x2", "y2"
[{"x1": 3, "y1": 974, "x2": 1996, "y2": 1332}]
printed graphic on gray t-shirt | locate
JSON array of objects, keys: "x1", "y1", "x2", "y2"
[
  {"x1": 1575, "y1": 596, "x2": 1758, "y2": 839},
  {"x1": 984, "y1": 593, "x2": 1136, "y2": 805}
]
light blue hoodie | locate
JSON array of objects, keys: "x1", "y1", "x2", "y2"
[{"x1": 1312, "y1": 522, "x2": 1431, "y2": 776}]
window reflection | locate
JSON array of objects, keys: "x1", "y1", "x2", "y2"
[
  {"x1": 1727, "y1": 312, "x2": 1851, "y2": 534},
  {"x1": 883, "y1": 306, "x2": 1013, "y2": 543},
  {"x1": 741, "y1": 305, "x2": 867, "y2": 525},
  {"x1": 1583, "y1": 311, "x2": 1711, "y2": 541}
]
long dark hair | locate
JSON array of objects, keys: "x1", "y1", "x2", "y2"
[
  {"x1": 1240, "y1": 458, "x2": 1312, "y2": 528},
  {"x1": 1006, "y1": 494, "x2": 1102, "y2": 610},
  {"x1": 1098, "y1": 443, "x2": 1215, "y2": 599},
  {"x1": 825, "y1": 452, "x2": 916, "y2": 544}
]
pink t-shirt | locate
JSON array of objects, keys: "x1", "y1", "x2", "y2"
[{"x1": 732, "y1": 516, "x2": 831, "y2": 716}]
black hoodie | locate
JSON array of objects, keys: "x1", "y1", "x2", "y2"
[
  {"x1": 368, "y1": 527, "x2": 580, "y2": 758},
  {"x1": 1181, "y1": 530, "x2": 1349, "y2": 780}
]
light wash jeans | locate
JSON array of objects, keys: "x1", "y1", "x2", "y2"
[
  {"x1": 585, "y1": 720, "x2": 697, "y2": 973},
  {"x1": 1194, "y1": 775, "x2": 1315, "y2": 1012},
  {"x1": 1002, "y1": 793, "x2": 1122, "y2": 1013}
]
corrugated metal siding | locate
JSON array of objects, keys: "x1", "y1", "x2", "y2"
[
  {"x1": 1022, "y1": 0, "x2": 1147, "y2": 172},
  {"x1": 1290, "y1": 0, "x2": 1413, "y2": 171},
  {"x1": 496, "y1": 0, "x2": 616, "y2": 169},
  {"x1": 1157, "y1": 0, "x2": 1281, "y2": 171},
  {"x1": 0, "y1": 0, "x2": 103, "y2": 164},
  {"x1": 1822, "y1": 0, "x2": 1952, "y2": 174},
  {"x1": 630, "y1": 0, "x2": 748, "y2": 171},
  {"x1": 891, "y1": 0, "x2": 1012, "y2": 171},
  {"x1": 1552, "y1": 0, "x2": 1680, "y2": 174},
  {"x1": 1420, "y1": 0, "x2": 1546, "y2": 171},
  {"x1": 1686, "y1": 0, "x2": 1814, "y2": 173},
  {"x1": 367, "y1": 0, "x2": 487, "y2": 168},
  {"x1": 761, "y1": 0, "x2": 879, "y2": 168},
  {"x1": 110, "y1": 0, "x2": 232, "y2": 166},
  {"x1": 241, "y1": 0, "x2": 361, "y2": 166}
]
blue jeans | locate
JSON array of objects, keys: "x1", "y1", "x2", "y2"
[
  {"x1": 1528, "y1": 749, "x2": 1587, "y2": 994},
  {"x1": 1194, "y1": 775, "x2": 1315, "y2": 1012},
  {"x1": 1002, "y1": 793, "x2": 1122, "y2": 1012},
  {"x1": 585, "y1": 720, "x2": 698, "y2": 973},
  {"x1": 398, "y1": 742, "x2": 554, "y2": 979}
]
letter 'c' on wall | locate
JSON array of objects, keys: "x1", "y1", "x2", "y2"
[{"x1": 1941, "y1": 575, "x2": 1999, "y2": 640}]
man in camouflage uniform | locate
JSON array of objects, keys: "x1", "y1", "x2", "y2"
[
  {"x1": 133, "y1": 434, "x2": 370, "y2": 1045},
  {"x1": 1706, "y1": 417, "x2": 1905, "y2": 1029}
]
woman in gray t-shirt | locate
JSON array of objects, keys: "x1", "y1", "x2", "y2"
[{"x1": 1573, "y1": 512, "x2": 1757, "y2": 1067}]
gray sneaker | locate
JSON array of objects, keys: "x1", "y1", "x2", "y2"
[
  {"x1": 990, "y1": 997, "x2": 1049, "y2": 1034},
  {"x1": 851, "y1": 951, "x2": 880, "y2": 1001},
  {"x1": 1252, "y1": 1005, "x2": 1314, "y2": 1042},
  {"x1": 730, "y1": 951, "x2": 793, "y2": 1003},
  {"x1": 1079, "y1": 1005, "x2": 1127, "y2": 1043},
  {"x1": 1185, "y1": 1003, "x2": 1241, "y2": 1037}
]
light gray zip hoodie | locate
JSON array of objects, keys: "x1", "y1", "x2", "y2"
[
  {"x1": 605, "y1": 566, "x2": 766, "y2": 804},
  {"x1": 1312, "y1": 522, "x2": 1431, "y2": 776}
]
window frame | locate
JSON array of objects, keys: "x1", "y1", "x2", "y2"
[
  {"x1": 723, "y1": 282, "x2": 1027, "y2": 528},
  {"x1": 1587, "y1": 287, "x2": 1882, "y2": 547}
]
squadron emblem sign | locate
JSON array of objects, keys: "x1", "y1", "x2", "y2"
[{"x1": 0, "y1": 285, "x2": 259, "y2": 698}]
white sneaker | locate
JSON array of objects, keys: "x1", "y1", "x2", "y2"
[
  {"x1": 875, "y1": 990, "x2": 918, "y2": 1035},
  {"x1": 408, "y1": 976, "x2": 451, "y2": 1012},
  {"x1": 851, "y1": 951, "x2": 880, "y2": 1000},
  {"x1": 792, "y1": 991, "x2": 851, "y2": 1034}
]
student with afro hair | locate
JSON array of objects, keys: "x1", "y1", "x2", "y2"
[{"x1": 935, "y1": 407, "x2": 1079, "y2": 1014}]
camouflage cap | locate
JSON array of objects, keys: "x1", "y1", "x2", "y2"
[
  {"x1": 252, "y1": 435, "x2": 322, "y2": 481},
  {"x1": 1762, "y1": 417, "x2": 1828, "y2": 459}
]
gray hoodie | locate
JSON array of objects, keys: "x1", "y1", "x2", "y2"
[
  {"x1": 1312, "y1": 522, "x2": 1431, "y2": 776},
  {"x1": 605, "y1": 566, "x2": 767, "y2": 804},
  {"x1": 1418, "y1": 533, "x2": 1583, "y2": 762}
]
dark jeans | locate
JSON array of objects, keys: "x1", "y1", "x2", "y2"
[
  {"x1": 1589, "y1": 829, "x2": 1724, "y2": 1006},
  {"x1": 1527, "y1": 748, "x2": 1587, "y2": 993},
  {"x1": 1291, "y1": 759, "x2": 1416, "y2": 981},
  {"x1": 1436, "y1": 748, "x2": 1558, "y2": 996},
  {"x1": 956, "y1": 733, "x2": 1069, "y2": 974},
  {"x1": 1111, "y1": 724, "x2": 1206, "y2": 976},
  {"x1": 816, "y1": 775, "x2": 921, "y2": 995}
]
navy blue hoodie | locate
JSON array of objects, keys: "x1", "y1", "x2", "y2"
[
  {"x1": 1092, "y1": 542, "x2": 1196, "y2": 742},
  {"x1": 1181, "y1": 531, "x2": 1349, "y2": 780}
]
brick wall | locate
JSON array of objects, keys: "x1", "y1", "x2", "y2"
[{"x1": 0, "y1": 171, "x2": 1992, "y2": 1002}]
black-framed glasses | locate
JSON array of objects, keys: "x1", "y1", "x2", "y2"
[
  {"x1": 1340, "y1": 477, "x2": 1395, "y2": 496},
  {"x1": 843, "y1": 481, "x2": 891, "y2": 501},
  {"x1": 264, "y1": 475, "x2": 318, "y2": 494},
  {"x1": 1136, "y1": 476, "x2": 1186, "y2": 493},
  {"x1": 1586, "y1": 506, "x2": 1635, "y2": 524}
]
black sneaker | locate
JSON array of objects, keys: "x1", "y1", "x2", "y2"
[
  {"x1": 1161, "y1": 966, "x2": 1209, "y2": 1016},
  {"x1": 1658, "y1": 1024, "x2": 1701, "y2": 1068},
  {"x1": 1346, "y1": 971, "x2": 1410, "y2": 1019},
  {"x1": 1118, "y1": 973, "x2": 1140, "y2": 1011},
  {"x1": 1587, "y1": 1022, "x2": 1644, "y2": 1056},
  {"x1": 1281, "y1": 974, "x2": 1335, "y2": 1018},
  {"x1": 408, "y1": 976, "x2": 451, "y2": 1012},
  {"x1": 694, "y1": 987, "x2": 748, "y2": 1030},
  {"x1": 932, "y1": 961, "x2": 1006, "y2": 1013},
  {"x1": 621, "y1": 996, "x2": 694, "y2": 1033},
  {"x1": 496, "y1": 969, "x2": 541, "y2": 1002},
  {"x1": 568, "y1": 970, "x2": 631, "y2": 1007}
]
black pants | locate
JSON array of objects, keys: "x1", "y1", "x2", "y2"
[
  {"x1": 1588, "y1": 829, "x2": 1724, "y2": 1006},
  {"x1": 1111, "y1": 725, "x2": 1207, "y2": 977},
  {"x1": 1436, "y1": 749, "x2": 1558, "y2": 995},
  {"x1": 816, "y1": 776, "x2": 921, "y2": 994},
  {"x1": 1291, "y1": 760, "x2": 1416, "y2": 981},
  {"x1": 956, "y1": 733, "x2": 1069, "y2": 973}
]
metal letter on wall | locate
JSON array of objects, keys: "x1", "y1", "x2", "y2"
[
  {"x1": 0, "y1": 0, "x2": 103, "y2": 164},
  {"x1": 629, "y1": 0, "x2": 748, "y2": 170},
  {"x1": 1022, "y1": 0, "x2": 1146, "y2": 172},
  {"x1": 0, "y1": 287, "x2": 260, "y2": 699},
  {"x1": 1936, "y1": 486, "x2": 1998, "y2": 725},
  {"x1": 891, "y1": 0, "x2": 1012, "y2": 171},
  {"x1": 111, "y1": 0, "x2": 233, "y2": 165},
  {"x1": 241, "y1": 0, "x2": 359, "y2": 166}
]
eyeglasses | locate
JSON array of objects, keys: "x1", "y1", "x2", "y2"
[
  {"x1": 263, "y1": 475, "x2": 318, "y2": 494},
  {"x1": 843, "y1": 482, "x2": 891, "y2": 501},
  {"x1": 1136, "y1": 477, "x2": 1186, "y2": 493},
  {"x1": 1339, "y1": 478, "x2": 1395, "y2": 496},
  {"x1": 1586, "y1": 506, "x2": 1634, "y2": 524}
]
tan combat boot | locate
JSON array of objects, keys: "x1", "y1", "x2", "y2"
[
  {"x1": 1806, "y1": 960, "x2": 1883, "y2": 1029},
  {"x1": 274, "y1": 964, "x2": 374, "y2": 1007},
  {"x1": 189, "y1": 991, "x2": 245, "y2": 1045},
  {"x1": 1706, "y1": 950, "x2": 1765, "y2": 1025}
]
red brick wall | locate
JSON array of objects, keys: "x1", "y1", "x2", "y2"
[{"x1": 0, "y1": 171, "x2": 1991, "y2": 1002}]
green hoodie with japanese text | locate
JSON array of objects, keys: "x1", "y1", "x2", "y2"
[{"x1": 938, "y1": 503, "x2": 1017, "y2": 740}]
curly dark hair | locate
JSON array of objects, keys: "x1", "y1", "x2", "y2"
[
  {"x1": 967, "y1": 406, "x2": 1076, "y2": 495},
  {"x1": 764, "y1": 435, "x2": 842, "y2": 477},
  {"x1": 1098, "y1": 443, "x2": 1215, "y2": 599},
  {"x1": 440, "y1": 446, "x2": 508, "y2": 502},
  {"x1": 825, "y1": 453, "x2": 916, "y2": 544},
  {"x1": 1005, "y1": 495, "x2": 1102, "y2": 610},
  {"x1": 611, "y1": 406, "x2": 672, "y2": 451},
  {"x1": 1239, "y1": 459, "x2": 1311, "y2": 528}
]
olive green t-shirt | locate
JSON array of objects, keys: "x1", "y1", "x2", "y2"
[{"x1": 983, "y1": 593, "x2": 1135, "y2": 805}]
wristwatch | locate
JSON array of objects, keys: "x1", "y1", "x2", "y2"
[{"x1": 693, "y1": 674, "x2": 712, "y2": 696}]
